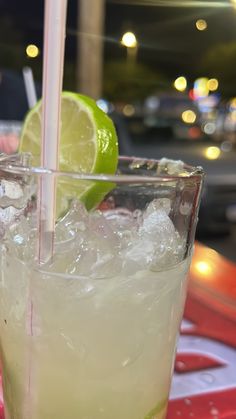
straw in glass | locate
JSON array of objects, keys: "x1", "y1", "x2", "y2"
[{"x1": 38, "y1": 0, "x2": 68, "y2": 264}]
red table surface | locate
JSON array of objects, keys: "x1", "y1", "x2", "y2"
[
  {"x1": 167, "y1": 242, "x2": 236, "y2": 419},
  {"x1": 0, "y1": 243, "x2": 236, "y2": 418}
]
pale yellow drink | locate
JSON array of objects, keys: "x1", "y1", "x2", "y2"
[{"x1": 0, "y1": 200, "x2": 190, "y2": 419}]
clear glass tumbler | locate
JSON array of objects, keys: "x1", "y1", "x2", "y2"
[{"x1": 0, "y1": 154, "x2": 203, "y2": 419}]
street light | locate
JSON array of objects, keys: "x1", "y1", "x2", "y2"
[
  {"x1": 207, "y1": 78, "x2": 219, "y2": 92},
  {"x1": 174, "y1": 76, "x2": 187, "y2": 92},
  {"x1": 26, "y1": 44, "x2": 39, "y2": 58},
  {"x1": 196, "y1": 19, "x2": 207, "y2": 31},
  {"x1": 121, "y1": 31, "x2": 138, "y2": 64},
  {"x1": 121, "y1": 32, "x2": 137, "y2": 49}
]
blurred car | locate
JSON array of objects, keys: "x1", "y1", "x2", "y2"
[
  {"x1": 143, "y1": 92, "x2": 203, "y2": 141},
  {"x1": 111, "y1": 110, "x2": 236, "y2": 238}
]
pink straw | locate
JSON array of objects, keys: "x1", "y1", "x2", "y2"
[{"x1": 38, "y1": 0, "x2": 68, "y2": 263}]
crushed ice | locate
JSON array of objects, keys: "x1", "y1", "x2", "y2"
[{"x1": 4, "y1": 198, "x2": 185, "y2": 277}]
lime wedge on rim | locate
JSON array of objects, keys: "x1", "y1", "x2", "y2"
[{"x1": 19, "y1": 91, "x2": 119, "y2": 214}]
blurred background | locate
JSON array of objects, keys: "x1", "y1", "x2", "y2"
[{"x1": 1, "y1": 0, "x2": 236, "y2": 261}]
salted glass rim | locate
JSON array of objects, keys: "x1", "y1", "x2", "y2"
[{"x1": 0, "y1": 154, "x2": 204, "y2": 184}]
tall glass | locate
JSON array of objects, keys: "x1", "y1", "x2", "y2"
[{"x1": 0, "y1": 155, "x2": 203, "y2": 419}]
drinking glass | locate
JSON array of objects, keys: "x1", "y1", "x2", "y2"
[{"x1": 0, "y1": 154, "x2": 203, "y2": 419}]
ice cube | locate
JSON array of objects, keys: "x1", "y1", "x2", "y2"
[
  {"x1": 122, "y1": 199, "x2": 184, "y2": 273},
  {"x1": 54, "y1": 200, "x2": 89, "y2": 254},
  {"x1": 140, "y1": 206, "x2": 176, "y2": 240},
  {"x1": 145, "y1": 198, "x2": 171, "y2": 216},
  {"x1": 57, "y1": 200, "x2": 89, "y2": 232},
  {"x1": 103, "y1": 208, "x2": 140, "y2": 232},
  {"x1": 0, "y1": 206, "x2": 22, "y2": 224},
  {"x1": 104, "y1": 208, "x2": 142, "y2": 253},
  {"x1": 158, "y1": 158, "x2": 185, "y2": 175},
  {"x1": 6, "y1": 215, "x2": 37, "y2": 261},
  {"x1": 57, "y1": 207, "x2": 122, "y2": 278},
  {"x1": 0, "y1": 180, "x2": 23, "y2": 199}
]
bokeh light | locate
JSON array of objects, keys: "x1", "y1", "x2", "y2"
[
  {"x1": 121, "y1": 32, "x2": 137, "y2": 48},
  {"x1": 205, "y1": 146, "x2": 221, "y2": 160},
  {"x1": 230, "y1": 0, "x2": 236, "y2": 9},
  {"x1": 196, "y1": 19, "x2": 208, "y2": 31},
  {"x1": 96, "y1": 99, "x2": 109, "y2": 114},
  {"x1": 194, "y1": 261, "x2": 212, "y2": 276},
  {"x1": 26, "y1": 44, "x2": 39, "y2": 58},
  {"x1": 230, "y1": 110, "x2": 236, "y2": 122},
  {"x1": 194, "y1": 78, "x2": 209, "y2": 99},
  {"x1": 229, "y1": 97, "x2": 236, "y2": 111},
  {"x1": 145, "y1": 96, "x2": 160, "y2": 111},
  {"x1": 221, "y1": 141, "x2": 232, "y2": 153},
  {"x1": 174, "y1": 76, "x2": 187, "y2": 92},
  {"x1": 207, "y1": 78, "x2": 219, "y2": 92},
  {"x1": 203, "y1": 122, "x2": 216, "y2": 135},
  {"x1": 123, "y1": 104, "x2": 135, "y2": 117},
  {"x1": 182, "y1": 110, "x2": 196, "y2": 124},
  {"x1": 189, "y1": 126, "x2": 201, "y2": 140}
]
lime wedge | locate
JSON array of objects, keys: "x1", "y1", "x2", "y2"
[{"x1": 19, "y1": 92, "x2": 118, "y2": 213}]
